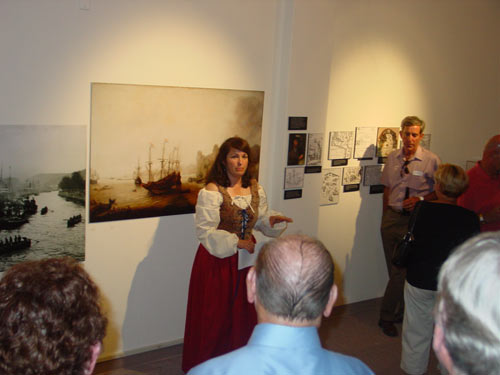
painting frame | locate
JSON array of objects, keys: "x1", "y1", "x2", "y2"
[{"x1": 89, "y1": 83, "x2": 264, "y2": 223}]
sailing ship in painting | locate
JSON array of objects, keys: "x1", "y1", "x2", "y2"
[
  {"x1": 89, "y1": 140, "x2": 199, "y2": 223},
  {"x1": 141, "y1": 141, "x2": 182, "y2": 195}
]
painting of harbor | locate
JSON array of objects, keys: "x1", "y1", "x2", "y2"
[
  {"x1": 0, "y1": 125, "x2": 86, "y2": 272},
  {"x1": 89, "y1": 83, "x2": 263, "y2": 223}
]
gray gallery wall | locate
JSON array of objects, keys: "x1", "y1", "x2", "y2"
[{"x1": 0, "y1": 0, "x2": 498, "y2": 360}]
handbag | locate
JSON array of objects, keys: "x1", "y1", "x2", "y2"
[{"x1": 392, "y1": 201, "x2": 422, "y2": 268}]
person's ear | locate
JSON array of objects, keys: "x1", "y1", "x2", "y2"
[
  {"x1": 84, "y1": 342, "x2": 102, "y2": 375},
  {"x1": 246, "y1": 266, "x2": 257, "y2": 304},
  {"x1": 433, "y1": 324, "x2": 454, "y2": 374},
  {"x1": 323, "y1": 284, "x2": 338, "y2": 318}
]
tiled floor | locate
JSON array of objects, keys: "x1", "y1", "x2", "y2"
[{"x1": 94, "y1": 298, "x2": 441, "y2": 375}]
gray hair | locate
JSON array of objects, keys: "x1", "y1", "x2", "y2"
[
  {"x1": 401, "y1": 115, "x2": 425, "y2": 134},
  {"x1": 435, "y1": 232, "x2": 500, "y2": 375},
  {"x1": 255, "y1": 234, "x2": 334, "y2": 321}
]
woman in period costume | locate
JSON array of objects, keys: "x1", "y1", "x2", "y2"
[{"x1": 182, "y1": 137, "x2": 292, "y2": 373}]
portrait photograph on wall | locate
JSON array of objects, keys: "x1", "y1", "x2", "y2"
[
  {"x1": 89, "y1": 83, "x2": 263, "y2": 223},
  {"x1": 287, "y1": 133, "x2": 307, "y2": 166},
  {"x1": 376, "y1": 127, "x2": 399, "y2": 157},
  {"x1": 0, "y1": 125, "x2": 86, "y2": 272}
]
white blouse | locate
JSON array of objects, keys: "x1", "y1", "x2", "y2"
[{"x1": 195, "y1": 185, "x2": 287, "y2": 258}]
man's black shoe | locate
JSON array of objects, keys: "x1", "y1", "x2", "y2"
[{"x1": 378, "y1": 319, "x2": 398, "y2": 337}]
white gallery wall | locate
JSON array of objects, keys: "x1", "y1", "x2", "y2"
[
  {"x1": 1, "y1": 0, "x2": 499, "y2": 360},
  {"x1": 285, "y1": 0, "x2": 500, "y2": 304}
]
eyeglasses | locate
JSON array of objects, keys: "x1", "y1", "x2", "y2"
[{"x1": 400, "y1": 160, "x2": 410, "y2": 177}]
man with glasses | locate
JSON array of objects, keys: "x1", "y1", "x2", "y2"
[{"x1": 378, "y1": 115, "x2": 440, "y2": 337}]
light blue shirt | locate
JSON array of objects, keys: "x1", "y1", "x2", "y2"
[{"x1": 188, "y1": 323, "x2": 374, "y2": 375}]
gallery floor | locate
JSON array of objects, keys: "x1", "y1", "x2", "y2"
[{"x1": 94, "y1": 298, "x2": 441, "y2": 375}]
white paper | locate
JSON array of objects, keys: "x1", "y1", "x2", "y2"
[
  {"x1": 342, "y1": 166, "x2": 362, "y2": 185},
  {"x1": 284, "y1": 167, "x2": 305, "y2": 189},
  {"x1": 328, "y1": 131, "x2": 354, "y2": 160},
  {"x1": 320, "y1": 168, "x2": 342, "y2": 205},
  {"x1": 354, "y1": 127, "x2": 377, "y2": 159},
  {"x1": 306, "y1": 133, "x2": 324, "y2": 166}
]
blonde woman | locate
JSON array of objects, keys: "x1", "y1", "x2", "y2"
[{"x1": 401, "y1": 164, "x2": 480, "y2": 375}]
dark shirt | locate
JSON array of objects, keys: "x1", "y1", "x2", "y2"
[{"x1": 406, "y1": 201, "x2": 480, "y2": 290}]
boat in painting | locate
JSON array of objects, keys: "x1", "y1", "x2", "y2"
[
  {"x1": 0, "y1": 236, "x2": 31, "y2": 255},
  {"x1": 134, "y1": 159, "x2": 142, "y2": 186},
  {"x1": 141, "y1": 141, "x2": 182, "y2": 195},
  {"x1": 67, "y1": 214, "x2": 82, "y2": 227}
]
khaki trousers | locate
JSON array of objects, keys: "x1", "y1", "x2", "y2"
[
  {"x1": 379, "y1": 208, "x2": 409, "y2": 321},
  {"x1": 401, "y1": 282, "x2": 436, "y2": 375}
]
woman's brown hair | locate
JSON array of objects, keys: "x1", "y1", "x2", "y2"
[{"x1": 206, "y1": 137, "x2": 253, "y2": 187}]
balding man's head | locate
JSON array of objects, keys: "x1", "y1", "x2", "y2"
[
  {"x1": 251, "y1": 235, "x2": 335, "y2": 323},
  {"x1": 483, "y1": 135, "x2": 500, "y2": 153},
  {"x1": 481, "y1": 135, "x2": 500, "y2": 177}
]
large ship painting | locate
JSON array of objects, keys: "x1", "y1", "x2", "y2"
[
  {"x1": 141, "y1": 141, "x2": 182, "y2": 195},
  {"x1": 89, "y1": 140, "x2": 199, "y2": 223}
]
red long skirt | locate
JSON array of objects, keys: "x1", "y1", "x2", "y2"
[{"x1": 181, "y1": 244, "x2": 257, "y2": 373}]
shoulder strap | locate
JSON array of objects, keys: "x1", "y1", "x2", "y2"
[{"x1": 407, "y1": 200, "x2": 423, "y2": 234}]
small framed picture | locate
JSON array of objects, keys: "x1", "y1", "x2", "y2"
[
  {"x1": 287, "y1": 133, "x2": 307, "y2": 166},
  {"x1": 320, "y1": 168, "x2": 341, "y2": 206},
  {"x1": 376, "y1": 127, "x2": 398, "y2": 158},
  {"x1": 306, "y1": 133, "x2": 323, "y2": 166},
  {"x1": 284, "y1": 167, "x2": 305, "y2": 189},
  {"x1": 342, "y1": 166, "x2": 362, "y2": 185},
  {"x1": 363, "y1": 165, "x2": 384, "y2": 186}
]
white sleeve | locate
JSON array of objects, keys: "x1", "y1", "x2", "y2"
[
  {"x1": 195, "y1": 188, "x2": 239, "y2": 259},
  {"x1": 253, "y1": 185, "x2": 287, "y2": 237}
]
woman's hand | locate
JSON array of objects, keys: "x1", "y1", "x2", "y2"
[
  {"x1": 237, "y1": 239, "x2": 255, "y2": 254},
  {"x1": 269, "y1": 215, "x2": 293, "y2": 228}
]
